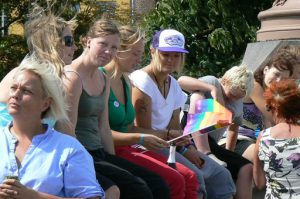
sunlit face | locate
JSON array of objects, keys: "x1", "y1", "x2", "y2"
[
  {"x1": 87, "y1": 34, "x2": 120, "y2": 67},
  {"x1": 223, "y1": 84, "x2": 246, "y2": 102},
  {"x1": 60, "y1": 26, "x2": 77, "y2": 65},
  {"x1": 118, "y1": 39, "x2": 144, "y2": 73},
  {"x1": 8, "y1": 71, "x2": 50, "y2": 120},
  {"x1": 156, "y1": 51, "x2": 182, "y2": 74},
  {"x1": 263, "y1": 66, "x2": 291, "y2": 87}
]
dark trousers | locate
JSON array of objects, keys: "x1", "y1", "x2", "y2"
[
  {"x1": 208, "y1": 136, "x2": 251, "y2": 180},
  {"x1": 89, "y1": 149, "x2": 170, "y2": 199}
]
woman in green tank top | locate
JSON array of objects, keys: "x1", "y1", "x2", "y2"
[{"x1": 102, "y1": 26, "x2": 201, "y2": 199}]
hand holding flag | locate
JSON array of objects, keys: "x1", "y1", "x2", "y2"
[{"x1": 168, "y1": 99, "x2": 232, "y2": 143}]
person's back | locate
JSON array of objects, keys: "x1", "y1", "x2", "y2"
[
  {"x1": 259, "y1": 126, "x2": 300, "y2": 198},
  {"x1": 254, "y1": 79, "x2": 300, "y2": 199}
]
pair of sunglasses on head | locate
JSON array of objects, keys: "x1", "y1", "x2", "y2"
[{"x1": 63, "y1": 36, "x2": 74, "y2": 47}]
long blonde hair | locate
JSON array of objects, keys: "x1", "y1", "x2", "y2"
[
  {"x1": 110, "y1": 25, "x2": 144, "y2": 78},
  {"x1": 25, "y1": 3, "x2": 77, "y2": 77}
]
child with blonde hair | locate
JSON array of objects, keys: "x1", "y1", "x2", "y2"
[{"x1": 178, "y1": 65, "x2": 254, "y2": 199}]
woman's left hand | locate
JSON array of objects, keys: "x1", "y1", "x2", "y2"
[
  {"x1": 0, "y1": 179, "x2": 38, "y2": 199},
  {"x1": 183, "y1": 146, "x2": 205, "y2": 169},
  {"x1": 167, "y1": 130, "x2": 189, "y2": 146}
]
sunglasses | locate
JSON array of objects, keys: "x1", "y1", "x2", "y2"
[{"x1": 64, "y1": 36, "x2": 74, "y2": 47}]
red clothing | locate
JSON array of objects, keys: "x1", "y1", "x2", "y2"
[{"x1": 116, "y1": 146, "x2": 199, "y2": 199}]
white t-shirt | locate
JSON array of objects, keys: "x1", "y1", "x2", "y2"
[{"x1": 130, "y1": 70, "x2": 187, "y2": 130}]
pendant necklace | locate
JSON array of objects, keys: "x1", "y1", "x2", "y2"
[{"x1": 153, "y1": 72, "x2": 168, "y2": 98}]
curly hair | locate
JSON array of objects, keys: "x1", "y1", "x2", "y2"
[
  {"x1": 220, "y1": 65, "x2": 254, "y2": 97},
  {"x1": 264, "y1": 79, "x2": 300, "y2": 124}
]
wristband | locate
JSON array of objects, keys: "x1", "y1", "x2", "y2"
[
  {"x1": 138, "y1": 134, "x2": 145, "y2": 145},
  {"x1": 185, "y1": 141, "x2": 196, "y2": 148},
  {"x1": 179, "y1": 147, "x2": 188, "y2": 155}
]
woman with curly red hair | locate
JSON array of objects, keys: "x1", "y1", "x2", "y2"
[{"x1": 253, "y1": 79, "x2": 300, "y2": 199}]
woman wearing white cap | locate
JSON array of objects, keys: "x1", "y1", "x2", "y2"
[{"x1": 130, "y1": 29, "x2": 236, "y2": 199}]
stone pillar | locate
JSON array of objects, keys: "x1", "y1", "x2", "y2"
[
  {"x1": 133, "y1": 0, "x2": 155, "y2": 15},
  {"x1": 242, "y1": 0, "x2": 300, "y2": 71}
]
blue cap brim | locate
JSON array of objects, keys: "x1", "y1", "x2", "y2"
[{"x1": 157, "y1": 47, "x2": 189, "y2": 53}]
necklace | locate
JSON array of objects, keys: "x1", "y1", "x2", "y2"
[{"x1": 153, "y1": 72, "x2": 169, "y2": 98}]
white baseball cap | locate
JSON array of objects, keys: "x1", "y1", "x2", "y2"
[{"x1": 152, "y1": 29, "x2": 188, "y2": 53}]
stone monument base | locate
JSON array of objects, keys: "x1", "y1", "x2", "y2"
[{"x1": 242, "y1": 40, "x2": 300, "y2": 71}]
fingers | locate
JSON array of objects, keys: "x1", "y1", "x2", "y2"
[
  {"x1": 145, "y1": 135, "x2": 169, "y2": 150},
  {"x1": 0, "y1": 185, "x2": 18, "y2": 198},
  {"x1": 1, "y1": 180, "x2": 20, "y2": 198},
  {"x1": 193, "y1": 156, "x2": 204, "y2": 168}
]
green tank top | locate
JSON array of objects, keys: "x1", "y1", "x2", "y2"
[
  {"x1": 99, "y1": 67, "x2": 135, "y2": 133},
  {"x1": 75, "y1": 83, "x2": 106, "y2": 151}
]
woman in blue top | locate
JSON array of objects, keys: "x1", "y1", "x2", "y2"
[{"x1": 0, "y1": 57, "x2": 103, "y2": 199}]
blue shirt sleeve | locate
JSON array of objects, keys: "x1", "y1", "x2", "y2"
[{"x1": 63, "y1": 141, "x2": 105, "y2": 198}]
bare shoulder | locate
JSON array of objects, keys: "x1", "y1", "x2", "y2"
[{"x1": 63, "y1": 68, "x2": 83, "y2": 95}]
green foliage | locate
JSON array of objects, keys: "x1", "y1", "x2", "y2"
[
  {"x1": 0, "y1": 0, "x2": 145, "y2": 80},
  {"x1": 142, "y1": 0, "x2": 273, "y2": 77},
  {"x1": 0, "y1": 35, "x2": 27, "y2": 79},
  {"x1": 0, "y1": 0, "x2": 105, "y2": 80}
]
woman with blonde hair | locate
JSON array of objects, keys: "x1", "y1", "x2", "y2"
[
  {"x1": 0, "y1": 3, "x2": 77, "y2": 127},
  {"x1": 64, "y1": 19, "x2": 169, "y2": 199},
  {"x1": 130, "y1": 29, "x2": 236, "y2": 199},
  {"x1": 0, "y1": 56, "x2": 104, "y2": 198},
  {"x1": 101, "y1": 25, "x2": 201, "y2": 199}
]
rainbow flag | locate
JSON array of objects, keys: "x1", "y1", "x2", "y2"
[
  {"x1": 167, "y1": 99, "x2": 232, "y2": 143},
  {"x1": 183, "y1": 99, "x2": 232, "y2": 135}
]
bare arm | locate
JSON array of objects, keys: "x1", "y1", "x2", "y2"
[
  {"x1": 99, "y1": 73, "x2": 115, "y2": 155},
  {"x1": 225, "y1": 123, "x2": 239, "y2": 151},
  {"x1": 131, "y1": 86, "x2": 184, "y2": 141},
  {"x1": 178, "y1": 76, "x2": 221, "y2": 102},
  {"x1": 112, "y1": 130, "x2": 168, "y2": 150},
  {"x1": 167, "y1": 109, "x2": 181, "y2": 130},
  {"x1": 250, "y1": 82, "x2": 274, "y2": 127},
  {"x1": 132, "y1": 86, "x2": 152, "y2": 129},
  {"x1": 62, "y1": 72, "x2": 82, "y2": 136},
  {"x1": 253, "y1": 133, "x2": 266, "y2": 190}
]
